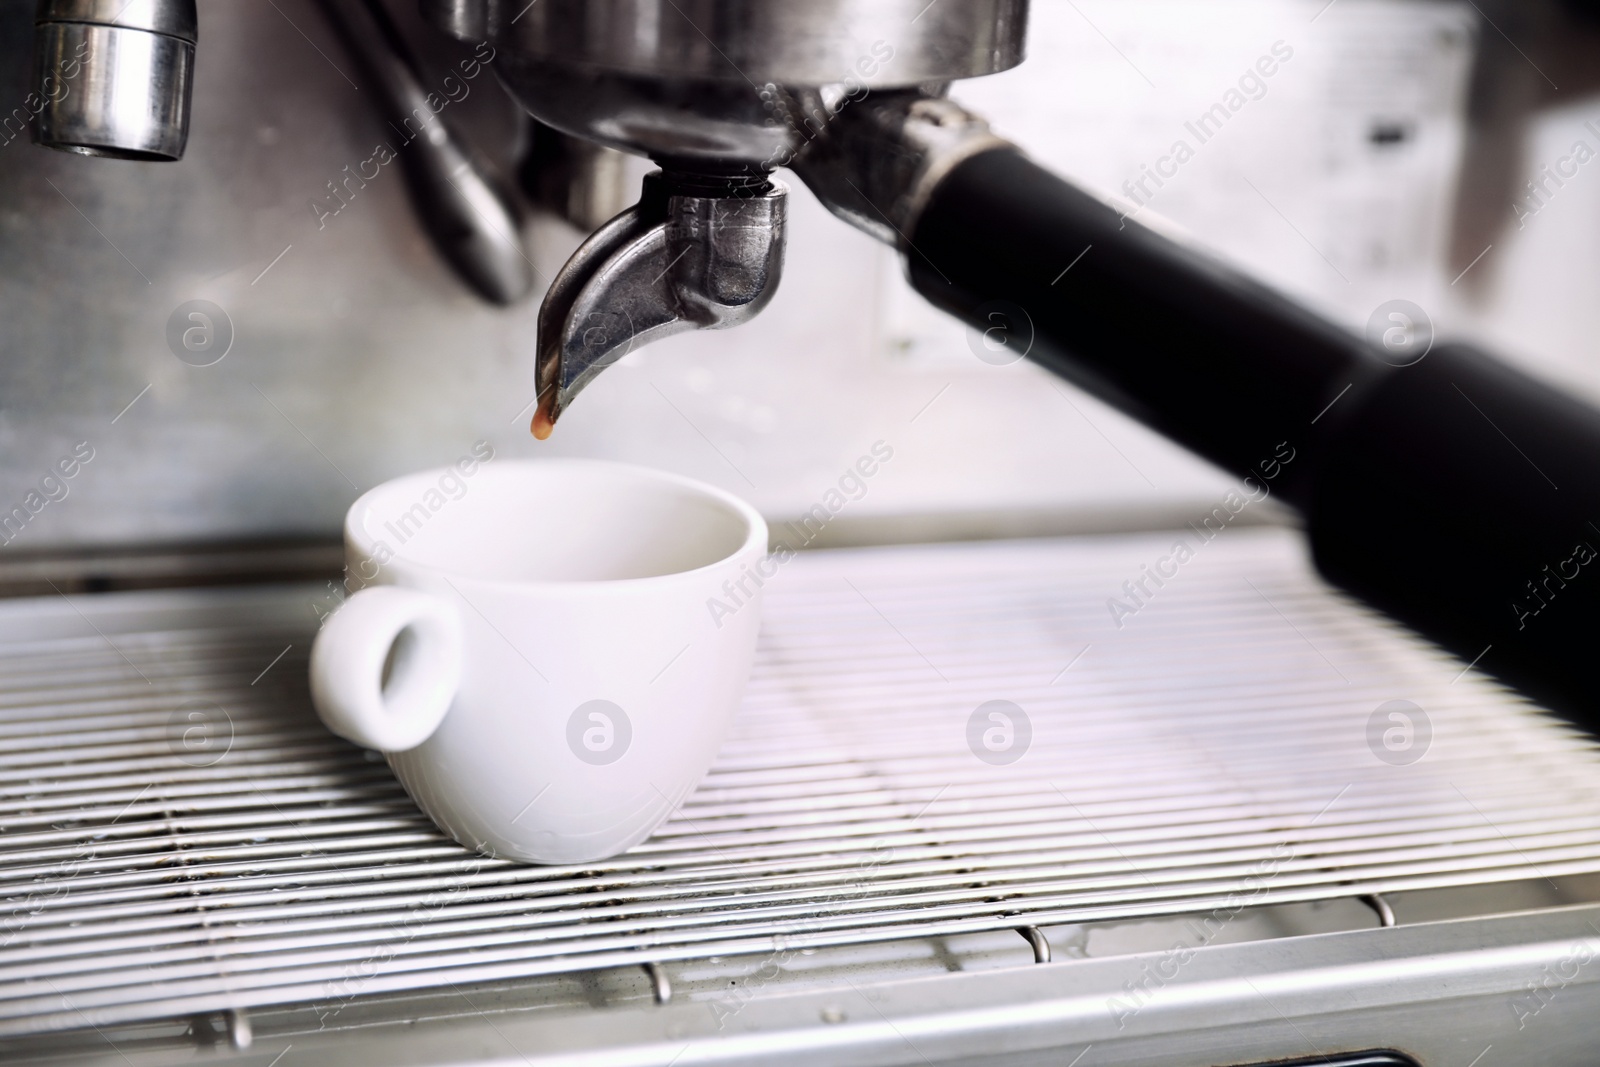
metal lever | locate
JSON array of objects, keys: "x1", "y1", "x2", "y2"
[{"x1": 531, "y1": 171, "x2": 786, "y2": 438}]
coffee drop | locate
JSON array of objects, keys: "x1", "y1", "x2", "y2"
[{"x1": 531, "y1": 394, "x2": 555, "y2": 441}]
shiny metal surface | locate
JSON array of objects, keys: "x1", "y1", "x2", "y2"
[
  {"x1": 34, "y1": 0, "x2": 197, "y2": 40},
  {"x1": 535, "y1": 172, "x2": 787, "y2": 430},
  {"x1": 792, "y1": 89, "x2": 1014, "y2": 249},
  {"x1": 3, "y1": 528, "x2": 1600, "y2": 1038},
  {"x1": 491, "y1": 57, "x2": 802, "y2": 165},
  {"x1": 428, "y1": 0, "x2": 1024, "y2": 166},
  {"x1": 316, "y1": 0, "x2": 531, "y2": 305},
  {"x1": 30, "y1": 0, "x2": 195, "y2": 161},
  {"x1": 422, "y1": 0, "x2": 1028, "y2": 86},
  {"x1": 521, "y1": 121, "x2": 636, "y2": 232},
  {"x1": 0, "y1": 538, "x2": 343, "y2": 598},
  {"x1": 16, "y1": 903, "x2": 1600, "y2": 1065}
]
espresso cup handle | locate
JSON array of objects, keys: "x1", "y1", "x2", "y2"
[{"x1": 309, "y1": 586, "x2": 464, "y2": 752}]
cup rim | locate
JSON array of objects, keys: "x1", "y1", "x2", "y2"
[{"x1": 344, "y1": 458, "x2": 768, "y2": 590}]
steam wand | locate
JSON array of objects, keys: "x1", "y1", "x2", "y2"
[{"x1": 317, "y1": 0, "x2": 532, "y2": 306}]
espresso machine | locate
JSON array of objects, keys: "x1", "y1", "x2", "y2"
[
  {"x1": 19, "y1": 0, "x2": 1600, "y2": 720},
  {"x1": 7, "y1": 2, "x2": 1600, "y2": 1065}
]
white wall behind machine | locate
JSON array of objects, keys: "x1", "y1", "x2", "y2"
[{"x1": 0, "y1": 0, "x2": 1585, "y2": 552}]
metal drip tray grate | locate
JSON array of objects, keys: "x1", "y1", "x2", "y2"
[{"x1": 4, "y1": 527, "x2": 1600, "y2": 1037}]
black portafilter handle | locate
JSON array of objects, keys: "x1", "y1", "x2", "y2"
[{"x1": 906, "y1": 148, "x2": 1600, "y2": 725}]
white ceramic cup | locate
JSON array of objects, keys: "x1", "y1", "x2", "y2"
[{"x1": 309, "y1": 458, "x2": 767, "y2": 864}]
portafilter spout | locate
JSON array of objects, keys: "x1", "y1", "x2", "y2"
[
  {"x1": 530, "y1": 169, "x2": 787, "y2": 439},
  {"x1": 31, "y1": 0, "x2": 197, "y2": 161},
  {"x1": 418, "y1": 0, "x2": 1027, "y2": 434}
]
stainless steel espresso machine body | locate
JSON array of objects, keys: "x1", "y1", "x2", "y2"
[{"x1": 6, "y1": 2, "x2": 1600, "y2": 1065}]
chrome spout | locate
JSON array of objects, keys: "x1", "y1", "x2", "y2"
[
  {"x1": 31, "y1": 0, "x2": 198, "y2": 162},
  {"x1": 532, "y1": 170, "x2": 786, "y2": 437}
]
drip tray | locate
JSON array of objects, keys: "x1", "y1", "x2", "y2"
[{"x1": 3, "y1": 527, "x2": 1599, "y2": 1039}]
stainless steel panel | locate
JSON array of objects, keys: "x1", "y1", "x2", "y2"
[
  {"x1": 0, "y1": 1, "x2": 1507, "y2": 553},
  {"x1": 423, "y1": 0, "x2": 1028, "y2": 85},
  {"x1": 32, "y1": 903, "x2": 1594, "y2": 1066},
  {"x1": 0, "y1": 0, "x2": 543, "y2": 550},
  {"x1": 1, "y1": 528, "x2": 1598, "y2": 1042},
  {"x1": 34, "y1": 0, "x2": 198, "y2": 40}
]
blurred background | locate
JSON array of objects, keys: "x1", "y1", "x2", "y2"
[{"x1": 0, "y1": 0, "x2": 1597, "y2": 556}]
